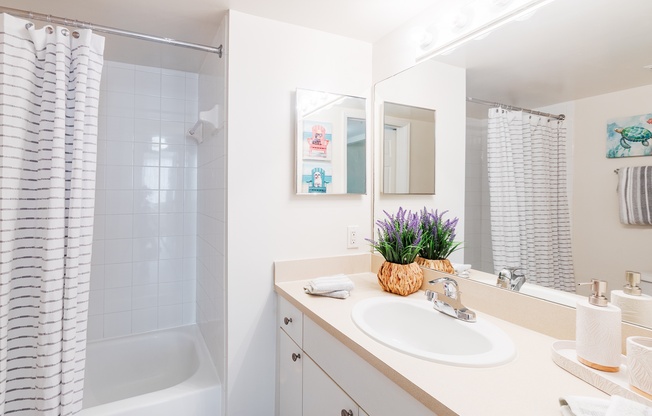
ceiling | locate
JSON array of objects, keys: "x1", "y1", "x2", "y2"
[
  {"x1": 431, "y1": 0, "x2": 652, "y2": 118},
  {"x1": 0, "y1": 0, "x2": 436, "y2": 71}
]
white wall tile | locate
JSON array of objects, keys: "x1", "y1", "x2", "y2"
[
  {"x1": 159, "y1": 236, "x2": 184, "y2": 260},
  {"x1": 90, "y1": 264, "x2": 105, "y2": 290},
  {"x1": 104, "y1": 214, "x2": 133, "y2": 240},
  {"x1": 133, "y1": 190, "x2": 159, "y2": 214},
  {"x1": 105, "y1": 166, "x2": 134, "y2": 190},
  {"x1": 132, "y1": 284, "x2": 158, "y2": 310},
  {"x1": 87, "y1": 315, "x2": 104, "y2": 340},
  {"x1": 132, "y1": 307, "x2": 158, "y2": 333},
  {"x1": 162, "y1": 74, "x2": 186, "y2": 99},
  {"x1": 133, "y1": 166, "x2": 159, "y2": 190},
  {"x1": 106, "y1": 116, "x2": 135, "y2": 142},
  {"x1": 104, "y1": 287, "x2": 132, "y2": 313},
  {"x1": 107, "y1": 65, "x2": 135, "y2": 93},
  {"x1": 106, "y1": 92, "x2": 135, "y2": 119},
  {"x1": 105, "y1": 239, "x2": 133, "y2": 264},
  {"x1": 105, "y1": 190, "x2": 134, "y2": 215},
  {"x1": 134, "y1": 143, "x2": 160, "y2": 166},
  {"x1": 132, "y1": 261, "x2": 159, "y2": 286},
  {"x1": 160, "y1": 144, "x2": 185, "y2": 167},
  {"x1": 132, "y1": 214, "x2": 159, "y2": 238},
  {"x1": 158, "y1": 304, "x2": 183, "y2": 329},
  {"x1": 104, "y1": 263, "x2": 133, "y2": 289},
  {"x1": 160, "y1": 121, "x2": 185, "y2": 144},
  {"x1": 158, "y1": 259, "x2": 183, "y2": 282},
  {"x1": 89, "y1": 290, "x2": 105, "y2": 316},
  {"x1": 134, "y1": 70, "x2": 161, "y2": 97},
  {"x1": 160, "y1": 167, "x2": 184, "y2": 190},
  {"x1": 161, "y1": 98, "x2": 186, "y2": 122},
  {"x1": 104, "y1": 311, "x2": 132, "y2": 338},
  {"x1": 182, "y1": 302, "x2": 196, "y2": 325},
  {"x1": 160, "y1": 213, "x2": 184, "y2": 236},
  {"x1": 135, "y1": 95, "x2": 161, "y2": 120},
  {"x1": 91, "y1": 61, "x2": 199, "y2": 340},
  {"x1": 134, "y1": 119, "x2": 160, "y2": 143},
  {"x1": 133, "y1": 237, "x2": 159, "y2": 262},
  {"x1": 159, "y1": 190, "x2": 184, "y2": 213}
]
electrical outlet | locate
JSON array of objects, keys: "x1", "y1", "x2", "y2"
[{"x1": 347, "y1": 225, "x2": 359, "y2": 249}]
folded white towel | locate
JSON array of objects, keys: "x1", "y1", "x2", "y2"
[
  {"x1": 306, "y1": 290, "x2": 350, "y2": 299},
  {"x1": 303, "y1": 274, "x2": 354, "y2": 294},
  {"x1": 560, "y1": 395, "x2": 652, "y2": 416}
]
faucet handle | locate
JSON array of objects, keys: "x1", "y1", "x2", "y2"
[{"x1": 428, "y1": 277, "x2": 458, "y2": 299}]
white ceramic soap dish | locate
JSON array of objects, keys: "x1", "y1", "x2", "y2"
[{"x1": 551, "y1": 340, "x2": 652, "y2": 407}]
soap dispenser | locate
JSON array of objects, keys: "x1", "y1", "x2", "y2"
[
  {"x1": 576, "y1": 279, "x2": 622, "y2": 372},
  {"x1": 610, "y1": 271, "x2": 652, "y2": 328}
]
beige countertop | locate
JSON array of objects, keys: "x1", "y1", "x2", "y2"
[{"x1": 276, "y1": 271, "x2": 610, "y2": 416}]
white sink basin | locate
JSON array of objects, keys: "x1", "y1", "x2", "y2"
[{"x1": 351, "y1": 296, "x2": 516, "y2": 367}]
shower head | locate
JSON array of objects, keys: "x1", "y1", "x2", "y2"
[{"x1": 187, "y1": 120, "x2": 204, "y2": 143}]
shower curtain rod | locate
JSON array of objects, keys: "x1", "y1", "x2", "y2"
[
  {"x1": 467, "y1": 97, "x2": 565, "y2": 121},
  {"x1": 0, "y1": 6, "x2": 223, "y2": 57}
]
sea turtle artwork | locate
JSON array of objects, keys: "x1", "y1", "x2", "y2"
[{"x1": 614, "y1": 126, "x2": 652, "y2": 149}]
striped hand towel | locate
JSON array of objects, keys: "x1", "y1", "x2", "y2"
[{"x1": 618, "y1": 166, "x2": 652, "y2": 225}]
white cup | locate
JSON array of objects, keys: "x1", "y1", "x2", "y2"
[{"x1": 627, "y1": 336, "x2": 652, "y2": 398}]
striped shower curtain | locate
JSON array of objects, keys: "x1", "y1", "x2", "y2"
[
  {"x1": 486, "y1": 108, "x2": 575, "y2": 292},
  {"x1": 0, "y1": 13, "x2": 104, "y2": 415}
]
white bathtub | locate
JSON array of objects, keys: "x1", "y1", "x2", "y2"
[{"x1": 81, "y1": 325, "x2": 221, "y2": 416}]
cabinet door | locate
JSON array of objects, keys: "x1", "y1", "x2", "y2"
[
  {"x1": 279, "y1": 329, "x2": 303, "y2": 416},
  {"x1": 303, "y1": 355, "x2": 357, "y2": 416}
]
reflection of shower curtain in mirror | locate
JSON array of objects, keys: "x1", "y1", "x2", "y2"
[
  {"x1": 0, "y1": 13, "x2": 104, "y2": 415},
  {"x1": 486, "y1": 108, "x2": 574, "y2": 292}
]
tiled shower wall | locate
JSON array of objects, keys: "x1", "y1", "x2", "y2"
[
  {"x1": 464, "y1": 117, "x2": 494, "y2": 274},
  {"x1": 88, "y1": 61, "x2": 199, "y2": 340}
]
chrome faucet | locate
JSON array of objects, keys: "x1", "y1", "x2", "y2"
[
  {"x1": 425, "y1": 277, "x2": 476, "y2": 322},
  {"x1": 497, "y1": 267, "x2": 526, "y2": 291}
]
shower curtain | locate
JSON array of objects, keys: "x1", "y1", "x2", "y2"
[
  {"x1": 486, "y1": 108, "x2": 574, "y2": 291},
  {"x1": 0, "y1": 13, "x2": 104, "y2": 415}
]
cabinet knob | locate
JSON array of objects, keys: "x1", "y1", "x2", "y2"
[
  {"x1": 341, "y1": 410, "x2": 353, "y2": 416},
  {"x1": 291, "y1": 353, "x2": 301, "y2": 362},
  {"x1": 284, "y1": 317, "x2": 292, "y2": 325}
]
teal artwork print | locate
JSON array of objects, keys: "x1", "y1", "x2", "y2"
[{"x1": 606, "y1": 113, "x2": 652, "y2": 158}]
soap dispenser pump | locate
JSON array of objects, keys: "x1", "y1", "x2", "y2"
[
  {"x1": 611, "y1": 271, "x2": 652, "y2": 327},
  {"x1": 576, "y1": 279, "x2": 622, "y2": 372}
]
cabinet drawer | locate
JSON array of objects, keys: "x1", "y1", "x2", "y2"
[
  {"x1": 278, "y1": 296, "x2": 303, "y2": 346},
  {"x1": 303, "y1": 354, "x2": 358, "y2": 416}
]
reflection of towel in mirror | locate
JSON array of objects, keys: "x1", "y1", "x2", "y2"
[
  {"x1": 618, "y1": 166, "x2": 652, "y2": 225},
  {"x1": 304, "y1": 274, "x2": 354, "y2": 299},
  {"x1": 559, "y1": 395, "x2": 652, "y2": 416}
]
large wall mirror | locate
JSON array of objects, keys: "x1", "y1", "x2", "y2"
[
  {"x1": 373, "y1": 0, "x2": 652, "y2": 329},
  {"x1": 295, "y1": 88, "x2": 366, "y2": 195},
  {"x1": 382, "y1": 102, "x2": 436, "y2": 194}
]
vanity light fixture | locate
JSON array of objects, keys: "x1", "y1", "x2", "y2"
[
  {"x1": 417, "y1": 0, "x2": 557, "y2": 62},
  {"x1": 411, "y1": 26, "x2": 435, "y2": 49}
]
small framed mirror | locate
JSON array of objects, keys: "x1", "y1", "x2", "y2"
[
  {"x1": 382, "y1": 102, "x2": 436, "y2": 195},
  {"x1": 296, "y1": 88, "x2": 366, "y2": 195}
]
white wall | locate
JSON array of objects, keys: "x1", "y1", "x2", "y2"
[
  {"x1": 197, "y1": 20, "x2": 228, "y2": 387},
  {"x1": 374, "y1": 59, "x2": 466, "y2": 264},
  {"x1": 571, "y1": 84, "x2": 652, "y2": 292},
  {"x1": 227, "y1": 11, "x2": 372, "y2": 415},
  {"x1": 89, "y1": 61, "x2": 199, "y2": 340}
]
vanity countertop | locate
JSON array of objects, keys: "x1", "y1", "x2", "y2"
[{"x1": 275, "y1": 271, "x2": 609, "y2": 416}]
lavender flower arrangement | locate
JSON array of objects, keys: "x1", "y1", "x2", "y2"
[
  {"x1": 418, "y1": 207, "x2": 462, "y2": 260},
  {"x1": 368, "y1": 207, "x2": 423, "y2": 265}
]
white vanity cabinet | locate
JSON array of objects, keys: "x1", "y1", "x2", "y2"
[
  {"x1": 277, "y1": 295, "x2": 431, "y2": 416},
  {"x1": 278, "y1": 296, "x2": 370, "y2": 416}
]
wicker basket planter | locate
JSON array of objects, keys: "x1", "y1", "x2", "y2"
[
  {"x1": 377, "y1": 261, "x2": 424, "y2": 296},
  {"x1": 416, "y1": 257, "x2": 455, "y2": 274}
]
